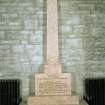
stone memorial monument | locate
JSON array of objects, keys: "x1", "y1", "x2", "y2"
[{"x1": 28, "y1": 0, "x2": 79, "y2": 105}]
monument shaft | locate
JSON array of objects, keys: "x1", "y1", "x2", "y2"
[{"x1": 47, "y1": 0, "x2": 59, "y2": 64}]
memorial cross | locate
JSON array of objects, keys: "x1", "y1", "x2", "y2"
[
  {"x1": 28, "y1": 1, "x2": 79, "y2": 104},
  {"x1": 34, "y1": 0, "x2": 72, "y2": 95}
]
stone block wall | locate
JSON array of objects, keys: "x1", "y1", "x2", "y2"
[
  {"x1": 0, "y1": 0, "x2": 105, "y2": 99},
  {"x1": 0, "y1": 0, "x2": 43, "y2": 96},
  {"x1": 59, "y1": 0, "x2": 105, "y2": 96}
]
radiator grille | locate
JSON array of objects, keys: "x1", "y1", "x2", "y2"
[
  {"x1": 84, "y1": 78, "x2": 105, "y2": 105},
  {"x1": 0, "y1": 79, "x2": 21, "y2": 105}
]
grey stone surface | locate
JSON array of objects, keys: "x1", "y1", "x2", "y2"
[
  {"x1": 0, "y1": 0, "x2": 43, "y2": 97},
  {"x1": 0, "y1": 0, "x2": 105, "y2": 102},
  {"x1": 59, "y1": 0, "x2": 105, "y2": 96}
]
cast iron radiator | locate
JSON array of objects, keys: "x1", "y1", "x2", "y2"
[
  {"x1": 0, "y1": 79, "x2": 21, "y2": 105},
  {"x1": 84, "y1": 78, "x2": 105, "y2": 105}
]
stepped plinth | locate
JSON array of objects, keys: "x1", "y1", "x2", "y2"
[{"x1": 28, "y1": 96, "x2": 79, "y2": 105}]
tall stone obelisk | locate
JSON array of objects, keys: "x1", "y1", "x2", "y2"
[
  {"x1": 44, "y1": 0, "x2": 62, "y2": 75},
  {"x1": 28, "y1": 0, "x2": 79, "y2": 105},
  {"x1": 46, "y1": 0, "x2": 59, "y2": 64}
]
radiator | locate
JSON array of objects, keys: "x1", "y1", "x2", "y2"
[
  {"x1": 0, "y1": 79, "x2": 21, "y2": 105},
  {"x1": 84, "y1": 78, "x2": 105, "y2": 105}
]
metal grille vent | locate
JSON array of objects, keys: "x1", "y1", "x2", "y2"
[
  {"x1": 0, "y1": 79, "x2": 21, "y2": 105},
  {"x1": 84, "y1": 78, "x2": 105, "y2": 105}
]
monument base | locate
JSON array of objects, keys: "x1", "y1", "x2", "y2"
[
  {"x1": 32, "y1": 64, "x2": 80, "y2": 105},
  {"x1": 35, "y1": 63, "x2": 72, "y2": 95},
  {"x1": 28, "y1": 96, "x2": 79, "y2": 105}
]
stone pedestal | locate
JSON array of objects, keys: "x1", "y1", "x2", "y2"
[
  {"x1": 28, "y1": 64, "x2": 79, "y2": 105},
  {"x1": 35, "y1": 65, "x2": 71, "y2": 96}
]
